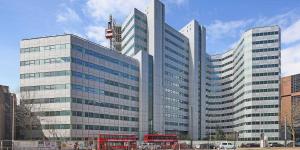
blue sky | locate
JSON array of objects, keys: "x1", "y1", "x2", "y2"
[{"x1": 1, "y1": 0, "x2": 300, "y2": 91}]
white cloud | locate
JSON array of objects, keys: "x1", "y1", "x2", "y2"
[
  {"x1": 281, "y1": 43, "x2": 300, "y2": 76},
  {"x1": 207, "y1": 19, "x2": 253, "y2": 41},
  {"x1": 82, "y1": 0, "x2": 188, "y2": 46},
  {"x1": 85, "y1": 26, "x2": 109, "y2": 47},
  {"x1": 254, "y1": 10, "x2": 299, "y2": 28},
  {"x1": 163, "y1": 0, "x2": 188, "y2": 6},
  {"x1": 85, "y1": 0, "x2": 149, "y2": 22},
  {"x1": 56, "y1": 7, "x2": 81, "y2": 23},
  {"x1": 84, "y1": 0, "x2": 188, "y2": 22},
  {"x1": 282, "y1": 19, "x2": 300, "y2": 44}
]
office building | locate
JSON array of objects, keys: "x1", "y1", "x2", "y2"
[
  {"x1": 206, "y1": 26, "x2": 281, "y2": 141},
  {"x1": 280, "y1": 74, "x2": 300, "y2": 140},
  {"x1": 0, "y1": 85, "x2": 16, "y2": 140},
  {"x1": 20, "y1": 35, "x2": 140, "y2": 140},
  {"x1": 20, "y1": 0, "x2": 280, "y2": 141}
]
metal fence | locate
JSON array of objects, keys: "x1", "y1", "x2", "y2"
[{"x1": 0, "y1": 140, "x2": 97, "y2": 150}]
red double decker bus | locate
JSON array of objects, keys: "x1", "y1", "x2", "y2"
[
  {"x1": 98, "y1": 134, "x2": 137, "y2": 150},
  {"x1": 143, "y1": 134, "x2": 178, "y2": 149}
]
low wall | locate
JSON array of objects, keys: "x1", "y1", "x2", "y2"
[{"x1": 178, "y1": 140, "x2": 292, "y2": 147}]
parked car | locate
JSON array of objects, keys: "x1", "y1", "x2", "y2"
[
  {"x1": 218, "y1": 142, "x2": 235, "y2": 149},
  {"x1": 195, "y1": 143, "x2": 216, "y2": 149},
  {"x1": 240, "y1": 143, "x2": 260, "y2": 148},
  {"x1": 269, "y1": 142, "x2": 284, "y2": 147}
]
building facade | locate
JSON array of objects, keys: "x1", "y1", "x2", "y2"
[
  {"x1": 20, "y1": 35, "x2": 140, "y2": 140},
  {"x1": 206, "y1": 26, "x2": 281, "y2": 141},
  {"x1": 0, "y1": 85, "x2": 16, "y2": 140},
  {"x1": 19, "y1": 0, "x2": 281, "y2": 141},
  {"x1": 280, "y1": 74, "x2": 300, "y2": 141}
]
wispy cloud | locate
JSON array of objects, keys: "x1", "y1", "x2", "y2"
[
  {"x1": 82, "y1": 0, "x2": 188, "y2": 45},
  {"x1": 84, "y1": 0, "x2": 149, "y2": 22},
  {"x1": 282, "y1": 19, "x2": 300, "y2": 44},
  {"x1": 85, "y1": 25, "x2": 109, "y2": 47},
  {"x1": 206, "y1": 9, "x2": 300, "y2": 75},
  {"x1": 281, "y1": 43, "x2": 300, "y2": 76},
  {"x1": 163, "y1": 0, "x2": 188, "y2": 6},
  {"x1": 207, "y1": 19, "x2": 253, "y2": 42},
  {"x1": 254, "y1": 10, "x2": 300, "y2": 29},
  {"x1": 207, "y1": 9, "x2": 300, "y2": 47},
  {"x1": 56, "y1": 7, "x2": 81, "y2": 23}
]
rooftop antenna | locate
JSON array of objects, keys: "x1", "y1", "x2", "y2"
[{"x1": 105, "y1": 15, "x2": 121, "y2": 51}]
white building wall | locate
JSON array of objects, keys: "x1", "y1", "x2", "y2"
[{"x1": 205, "y1": 26, "x2": 280, "y2": 141}]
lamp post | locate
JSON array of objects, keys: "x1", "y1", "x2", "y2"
[
  {"x1": 284, "y1": 115, "x2": 287, "y2": 147},
  {"x1": 12, "y1": 96, "x2": 15, "y2": 150}
]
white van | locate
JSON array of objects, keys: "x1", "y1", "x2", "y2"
[{"x1": 218, "y1": 142, "x2": 235, "y2": 150}]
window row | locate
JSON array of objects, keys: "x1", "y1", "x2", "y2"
[
  {"x1": 206, "y1": 105, "x2": 278, "y2": 113},
  {"x1": 41, "y1": 123, "x2": 138, "y2": 132},
  {"x1": 71, "y1": 84, "x2": 139, "y2": 101},
  {"x1": 20, "y1": 70, "x2": 138, "y2": 91},
  {"x1": 252, "y1": 55, "x2": 278, "y2": 61},
  {"x1": 165, "y1": 96, "x2": 188, "y2": 105},
  {"x1": 20, "y1": 57, "x2": 70, "y2": 66},
  {"x1": 252, "y1": 64, "x2": 279, "y2": 69},
  {"x1": 121, "y1": 35, "x2": 134, "y2": 49},
  {"x1": 122, "y1": 25, "x2": 147, "y2": 41},
  {"x1": 20, "y1": 43, "x2": 70, "y2": 53},
  {"x1": 252, "y1": 39, "x2": 278, "y2": 45},
  {"x1": 253, "y1": 72, "x2": 279, "y2": 77},
  {"x1": 165, "y1": 113, "x2": 189, "y2": 120},
  {"x1": 165, "y1": 79, "x2": 188, "y2": 90},
  {"x1": 165, "y1": 38, "x2": 188, "y2": 53},
  {"x1": 85, "y1": 125, "x2": 138, "y2": 132},
  {"x1": 206, "y1": 95, "x2": 278, "y2": 105},
  {"x1": 209, "y1": 54, "x2": 233, "y2": 62},
  {"x1": 252, "y1": 88, "x2": 278, "y2": 93},
  {"x1": 165, "y1": 88, "x2": 188, "y2": 98},
  {"x1": 71, "y1": 57, "x2": 139, "y2": 81},
  {"x1": 292, "y1": 74, "x2": 300, "y2": 93},
  {"x1": 72, "y1": 71, "x2": 139, "y2": 91},
  {"x1": 165, "y1": 105, "x2": 188, "y2": 112},
  {"x1": 165, "y1": 121, "x2": 188, "y2": 127},
  {"x1": 165, "y1": 54, "x2": 189, "y2": 68},
  {"x1": 239, "y1": 137, "x2": 279, "y2": 141},
  {"x1": 165, "y1": 63, "x2": 188, "y2": 75},
  {"x1": 206, "y1": 113, "x2": 278, "y2": 123},
  {"x1": 206, "y1": 121, "x2": 278, "y2": 129},
  {"x1": 121, "y1": 14, "x2": 146, "y2": 33},
  {"x1": 22, "y1": 97, "x2": 139, "y2": 112},
  {"x1": 165, "y1": 46, "x2": 188, "y2": 61},
  {"x1": 206, "y1": 105, "x2": 278, "y2": 117},
  {"x1": 71, "y1": 111, "x2": 138, "y2": 122},
  {"x1": 165, "y1": 29, "x2": 185, "y2": 43},
  {"x1": 251, "y1": 80, "x2": 279, "y2": 85},
  {"x1": 21, "y1": 84, "x2": 70, "y2": 91},
  {"x1": 20, "y1": 70, "x2": 70, "y2": 79},
  {"x1": 165, "y1": 71, "x2": 188, "y2": 83},
  {"x1": 72, "y1": 44, "x2": 139, "y2": 71},
  {"x1": 239, "y1": 129, "x2": 279, "y2": 133},
  {"x1": 252, "y1": 31, "x2": 279, "y2": 37},
  {"x1": 207, "y1": 60, "x2": 234, "y2": 68},
  {"x1": 252, "y1": 47, "x2": 279, "y2": 53},
  {"x1": 21, "y1": 83, "x2": 139, "y2": 101}
]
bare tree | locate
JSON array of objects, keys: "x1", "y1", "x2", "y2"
[
  {"x1": 16, "y1": 89, "x2": 43, "y2": 140},
  {"x1": 16, "y1": 90, "x2": 34, "y2": 140},
  {"x1": 287, "y1": 98, "x2": 300, "y2": 147}
]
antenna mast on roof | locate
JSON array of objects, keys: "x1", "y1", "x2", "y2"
[{"x1": 105, "y1": 15, "x2": 121, "y2": 52}]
